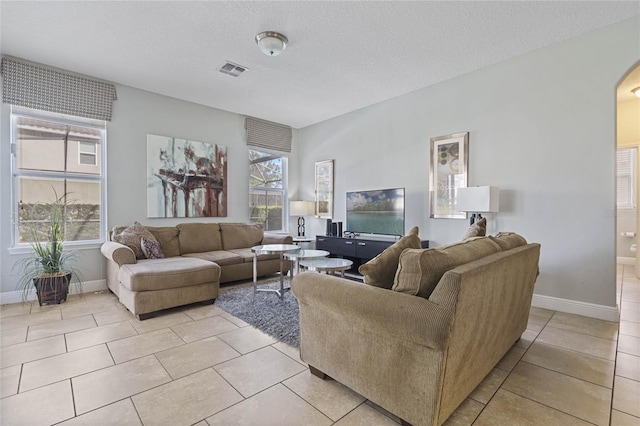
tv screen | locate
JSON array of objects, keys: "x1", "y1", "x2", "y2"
[{"x1": 346, "y1": 188, "x2": 405, "y2": 236}]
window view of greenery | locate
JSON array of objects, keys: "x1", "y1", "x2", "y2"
[
  {"x1": 18, "y1": 179, "x2": 101, "y2": 243},
  {"x1": 14, "y1": 114, "x2": 104, "y2": 243},
  {"x1": 249, "y1": 149, "x2": 286, "y2": 231}
]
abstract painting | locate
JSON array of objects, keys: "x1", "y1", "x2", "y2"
[{"x1": 147, "y1": 134, "x2": 227, "y2": 218}]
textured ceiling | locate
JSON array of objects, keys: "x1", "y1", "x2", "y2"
[{"x1": 1, "y1": 1, "x2": 639, "y2": 128}]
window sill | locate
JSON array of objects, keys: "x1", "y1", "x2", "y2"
[{"x1": 8, "y1": 242, "x2": 104, "y2": 256}]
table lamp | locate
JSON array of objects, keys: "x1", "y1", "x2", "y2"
[
  {"x1": 290, "y1": 201, "x2": 314, "y2": 236},
  {"x1": 457, "y1": 186, "x2": 500, "y2": 225}
]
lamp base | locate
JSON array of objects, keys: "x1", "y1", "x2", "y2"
[
  {"x1": 297, "y1": 216, "x2": 305, "y2": 237},
  {"x1": 470, "y1": 213, "x2": 483, "y2": 226}
]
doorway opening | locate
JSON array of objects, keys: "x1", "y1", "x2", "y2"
[{"x1": 616, "y1": 62, "x2": 640, "y2": 277}]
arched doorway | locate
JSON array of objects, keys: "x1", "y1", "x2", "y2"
[{"x1": 616, "y1": 62, "x2": 640, "y2": 279}]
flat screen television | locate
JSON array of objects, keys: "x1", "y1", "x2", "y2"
[{"x1": 346, "y1": 188, "x2": 405, "y2": 236}]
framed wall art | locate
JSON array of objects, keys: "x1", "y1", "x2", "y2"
[
  {"x1": 429, "y1": 132, "x2": 468, "y2": 219},
  {"x1": 147, "y1": 134, "x2": 227, "y2": 218},
  {"x1": 315, "y1": 159, "x2": 334, "y2": 218}
]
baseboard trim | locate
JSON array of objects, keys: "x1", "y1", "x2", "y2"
[
  {"x1": 0, "y1": 279, "x2": 108, "y2": 305},
  {"x1": 531, "y1": 293, "x2": 619, "y2": 322},
  {"x1": 0, "y1": 280, "x2": 621, "y2": 322},
  {"x1": 617, "y1": 256, "x2": 636, "y2": 266}
]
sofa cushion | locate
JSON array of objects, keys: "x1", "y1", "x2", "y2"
[
  {"x1": 490, "y1": 232, "x2": 528, "y2": 250},
  {"x1": 112, "y1": 222, "x2": 158, "y2": 259},
  {"x1": 146, "y1": 226, "x2": 180, "y2": 257},
  {"x1": 118, "y1": 257, "x2": 220, "y2": 292},
  {"x1": 182, "y1": 250, "x2": 243, "y2": 266},
  {"x1": 463, "y1": 217, "x2": 486, "y2": 240},
  {"x1": 392, "y1": 237, "x2": 502, "y2": 298},
  {"x1": 177, "y1": 223, "x2": 222, "y2": 254},
  {"x1": 220, "y1": 223, "x2": 264, "y2": 250},
  {"x1": 358, "y1": 226, "x2": 421, "y2": 289}
]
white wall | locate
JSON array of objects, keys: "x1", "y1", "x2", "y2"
[
  {"x1": 0, "y1": 84, "x2": 299, "y2": 298},
  {"x1": 2, "y1": 17, "x2": 638, "y2": 318},
  {"x1": 298, "y1": 17, "x2": 640, "y2": 317}
]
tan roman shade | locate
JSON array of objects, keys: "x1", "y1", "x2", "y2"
[{"x1": 246, "y1": 117, "x2": 292, "y2": 153}]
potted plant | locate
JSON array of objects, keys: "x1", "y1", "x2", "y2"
[{"x1": 13, "y1": 190, "x2": 83, "y2": 305}]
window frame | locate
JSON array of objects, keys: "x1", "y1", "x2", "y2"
[
  {"x1": 78, "y1": 140, "x2": 98, "y2": 166},
  {"x1": 10, "y1": 106, "x2": 108, "y2": 250},
  {"x1": 249, "y1": 148, "x2": 288, "y2": 232}
]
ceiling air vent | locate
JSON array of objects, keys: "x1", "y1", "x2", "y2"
[{"x1": 218, "y1": 61, "x2": 248, "y2": 78}]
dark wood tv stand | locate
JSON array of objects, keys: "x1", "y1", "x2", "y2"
[{"x1": 315, "y1": 235, "x2": 429, "y2": 277}]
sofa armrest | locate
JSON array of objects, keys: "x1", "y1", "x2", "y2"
[
  {"x1": 292, "y1": 272, "x2": 453, "y2": 350},
  {"x1": 262, "y1": 233, "x2": 293, "y2": 245},
  {"x1": 101, "y1": 241, "x2": 136, "y2": 266}
]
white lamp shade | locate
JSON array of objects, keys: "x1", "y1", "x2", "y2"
[
  {"x1": 457, "y1": 186, "x2": 500, "y2": 213},
  {"x1": 290, "y1": 200, "x2": 313, "y2": 216}
]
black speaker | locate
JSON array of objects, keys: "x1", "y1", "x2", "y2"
[
  {"x1": 336, "y1": 222, "x2": 343, "y2": 237},
  {"x1": 326, "y1": 219, "x2": 333, "y2": 236},
  {"x1": 331, "y1": 222, "x2": 338, "y2": 236}
]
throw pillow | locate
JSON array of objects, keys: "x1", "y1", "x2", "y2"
[
  {"x1": 141, "y1": 237, "x2": 165, "y2": 259},
  {"x1": 112, "y1": 222, "x2": 157, "y2": 259},
  {"x1": 392, "y1": 237, "x2": 502, "y2": 298},
  {"x1": 463, "y1": 217, "x2": 486, "y2": 240},
  {"x1": 358, "y1": 226, "x2": 421, "y2": 289},
  {"x1": 490, "y1": 232, "x2": 528, "y2": 250}
]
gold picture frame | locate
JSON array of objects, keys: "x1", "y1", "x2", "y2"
[
  {"x1": 429, "y1": 132, "x2": 469, "y2": 219},
  {"x1": 315, "y1": 160, "x2": 334, "y2": 218}
]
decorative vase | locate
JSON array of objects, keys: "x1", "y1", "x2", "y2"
[{"x1": 33, "y1": 272, "x2": 71, "y2": 305}]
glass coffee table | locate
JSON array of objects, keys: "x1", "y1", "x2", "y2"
[
  {"x1": 299, "y1": 258, "x2": 354, "y2": 277},
  {"x1": 284, "y1": 249, "x2": 330, "y2": 277},
  {"x1": 251, "y1": 244, "x2": 301, "y2": 298}
]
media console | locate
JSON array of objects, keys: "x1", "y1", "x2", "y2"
[{"x1": 315, "y1": 235, "x2": 429, "y2": 277}]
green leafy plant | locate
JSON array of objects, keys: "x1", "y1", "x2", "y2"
[{"x1": 13, "y1": 189, "x2": 83, "y2": 304}]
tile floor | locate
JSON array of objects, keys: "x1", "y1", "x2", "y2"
[{"x1": 1, "y1": 266, "x2": 639, "y2": 425}]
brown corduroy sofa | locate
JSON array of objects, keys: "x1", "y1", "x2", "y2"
[
  {"x1": 101, "y1": 222, "x2": 292, "y2": 319},
  {"x1": 292, "y1": 234, "x2": 540, "y2": 426}
]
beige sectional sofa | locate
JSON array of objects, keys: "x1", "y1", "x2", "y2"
[
  {"x1": 101, "y1": 222, "x2": 292, "y2": 319},
  {"x1": 292, "y1": 233, "x2": 540, "y2": 426}
]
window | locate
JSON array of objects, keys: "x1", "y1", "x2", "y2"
[
  {"x1": 249, "y1": 149, "x2": 287, "y2": 231},
  {"x1": 78, "y1": 141, "x2": 98, "y2": 166},
  {"x1": 11, "y1": 107, "x2": 106, "y2": 246},
  {"x1": 617, "y1": 147, "x2": 637, "y2": 209}
]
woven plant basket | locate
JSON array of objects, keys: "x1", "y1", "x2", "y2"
[{"x1": 33, "y1": 272, "x2": 71, "y2": 305}]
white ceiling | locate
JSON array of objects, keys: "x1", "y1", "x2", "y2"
[{"x1": 1, "y1": 1, "x2": 639, "y2": 129}]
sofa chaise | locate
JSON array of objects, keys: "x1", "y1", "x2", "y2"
[
  {"x1": 292, "y1": 233, "x2": 540, "y2": 426},
  {"x1": 101, "y1": 221, "x2": 292, "y2": 319}
]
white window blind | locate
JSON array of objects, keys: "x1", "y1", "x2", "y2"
[
  {"x1": 617, "y1": 148, "x2": 637, "y2": 208},
  {"x1": 246, "y1": 117, "x2": 292, "y2": 153}
]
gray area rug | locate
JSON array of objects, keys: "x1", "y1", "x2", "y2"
[{"x1": 215, "y1": 278, "x2": 299, "y2": 347}]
